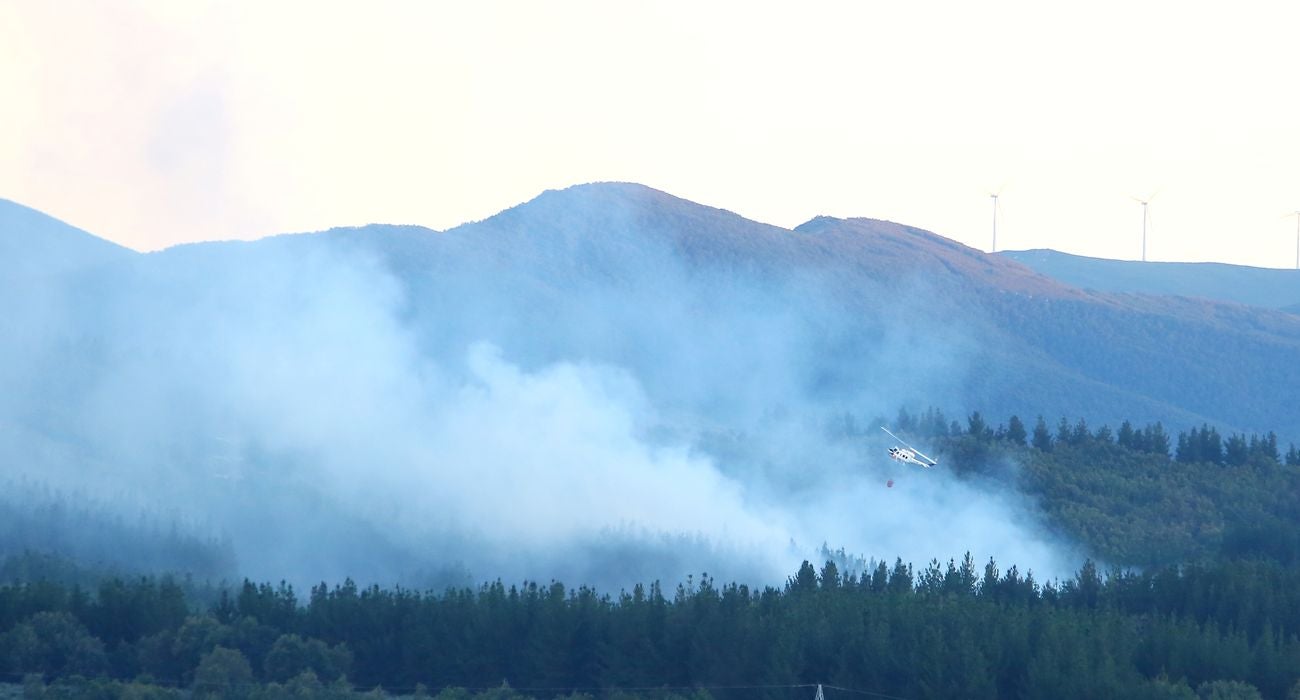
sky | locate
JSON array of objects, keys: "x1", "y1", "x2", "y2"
[{"x1": 3, "y1": 0, "x2": 1299, "y2": 266}]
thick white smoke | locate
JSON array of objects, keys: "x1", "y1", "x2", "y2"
[{"x1": 0, "y1": 195, "x2": 1075, "y2": 589}]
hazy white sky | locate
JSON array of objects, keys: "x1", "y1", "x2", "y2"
[{"x1": 3, "y1": 1, "x2": 1299, "y2": 265}]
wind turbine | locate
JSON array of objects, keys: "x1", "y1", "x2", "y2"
[
  {"x1": 989, "y1": 184, "x2": 1005, "y2": 252},
  {"x1": 1132, "y1": 191, "x2": 1159, "y2": 262}
]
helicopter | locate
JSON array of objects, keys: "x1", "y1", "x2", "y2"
[{"x1": 880, "y1": 426, "x2": 938, "y2": 469}]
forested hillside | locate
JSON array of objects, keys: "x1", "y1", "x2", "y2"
[
  {"x1": 5, "y1": 410, "x2": 1300, "y2": 698},
  {"x1": 871, "y1": 407, "x2": 1300, "y2": 567}
]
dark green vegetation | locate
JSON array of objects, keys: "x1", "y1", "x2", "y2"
[
  {"x1": 878, "y1": 408, "x2": 1300, "y2": 568},
  {"x1": 6, "y1": 411, "x2": 1300, "y2": 698},
  {"x1": 5, "y1": 556, "x2": 1300, "y2": 699}
]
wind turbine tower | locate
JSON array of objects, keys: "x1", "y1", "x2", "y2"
[
  {"x1": 990, "y1": 192, "x2": 999, "y2": 252},
  {"x1": 1134, "y1": 196, "x2": 1153, "y2": 262},
  {"x1": 1141, "y1": 199, "x2": 1148, "y2": 262}
]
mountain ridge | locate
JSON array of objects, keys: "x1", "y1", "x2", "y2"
[
  {"x1": 1001, "y1": 247, "x2": 1300, "y2": 311},
  {"x1": 6, "y1": 183, "x2": 1300, "y2": 437},
  {"x1": 0, "y1": 197, "x2": 136, "y2": 275}
]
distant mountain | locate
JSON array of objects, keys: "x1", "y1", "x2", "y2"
[
  {"x1": 190, "y1": 182, "x2": 1300, "y2": 439},
  {"x1": 0, "y1": 198, "x2": 135, "y2": 276},
  {"x1": 474, "y1": 187, "x2": 1300, "y2": 436},
  {"x1": 9, "y1": 184, "x2": 1300, "y2": 442},
  {"x1": 787, "y1": 216, "x2": 1300, "y2": 437},
  {"x1": 1000, "y1": 248, "x2": 1300, "y2": 310},
  {"x1": 0, "y1": 200, "x2": 139, "y2": 441}
]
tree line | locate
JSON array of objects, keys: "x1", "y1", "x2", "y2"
[
  {"x1": 836, "y1": 408, "x2": 1300, "y2": 568},
  {"x1": 878, "y1": 406, "x2": 1296, "y2": 467},
  {"x1": 7, "y1": 406, "x2": 1300, "y2": 698},
  {"x1": 4, "y1": 556, "x2": 1300, "y2": 699}
]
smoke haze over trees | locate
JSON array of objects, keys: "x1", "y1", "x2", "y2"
[{"x1": 3, "y1": 184, "x2": 1300, "y2": 590}]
